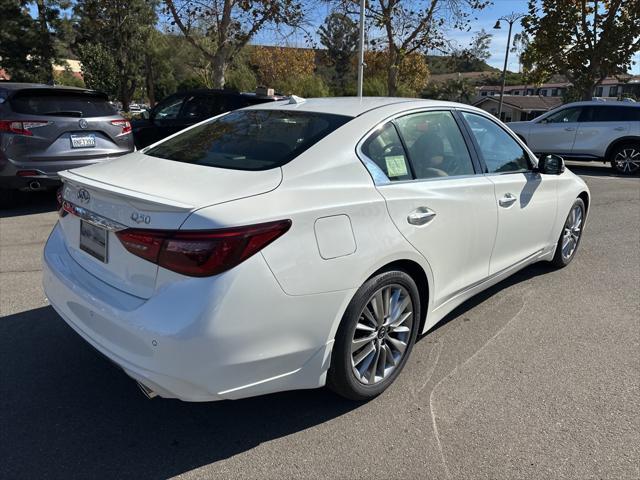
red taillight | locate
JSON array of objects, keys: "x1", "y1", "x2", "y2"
[
  {"x1": 115, "y1": 220, "x2": 291, "y2": 277},
  {"x1": 16, "y1": 170, "x2": 41, "y2": 177},
  {"x1": 0, "y1": 120, "x2": 50, "y2": 136},
  {"x1": 56, "y1": 187, "x2": 69, "y2": 217},
  {"x1": 111, "y1": 119, "x2": 132, "y2": 135}
]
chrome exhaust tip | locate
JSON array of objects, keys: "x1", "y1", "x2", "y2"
[
  {"x1": 28, "y1": 180, "x2": 41, "y2": 191},
  {"x1": 136, "y1": 381, "x2": 158, "y2": 399}
]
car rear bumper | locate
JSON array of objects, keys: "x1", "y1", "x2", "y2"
[
  {"x1": 43, "y1": 222, "x2": 353, "y2": 401},
  {"x1": 0, "y1": 153, "x2": 129, "y2": 189}
]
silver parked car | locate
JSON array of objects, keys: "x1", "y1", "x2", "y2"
[
  {"x1": 508, "y1": 100, "x2": 640, "y2": 174},
  {"x1": 0, "y1": 83, "x2": 134, "y2": 205}
]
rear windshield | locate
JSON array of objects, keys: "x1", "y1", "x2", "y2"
[
  {"x1": 10, "y1": 92, "x2": 116, "y2": 117},
  {"x1": 145, "y1": 109, "x2": 352, "y2": 171}
]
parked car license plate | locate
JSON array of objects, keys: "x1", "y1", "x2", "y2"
[
  {"x1": 70, "y1": 134, "x2": 96, "y2": 148},
  {"x1": 80, "y1": 220, "x2": 108, "y2": 262}
]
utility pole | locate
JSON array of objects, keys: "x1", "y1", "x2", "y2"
[
  {"x1": 493, "y1": 12, "x2": 525, "y2": 119},
  {"x1": 357, "y1": 0, "x2": 366, "y2": 97}
]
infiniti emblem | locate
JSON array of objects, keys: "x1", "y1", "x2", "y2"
[
  {"x1": 77, "y1": 188, "x2": 90, "y2": 203},
  {"x1": 79, "y1": 118, "x2": 88, "y2": 129}
]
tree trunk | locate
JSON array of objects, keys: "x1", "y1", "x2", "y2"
[
  {"x1": 36, "y1": 0, "x2": 53, "y2": 83},
  {"x1": 212, "y1": 52, "x2": 227, "y2": 89},
  {"x1": 145, "y1": 53, "x2": 155, "y2": 106},
  {"x1": 581, "y1": 81, "x2": 596, "y2": 100},
  {"x1": 120, "y1": 78, "x2": 136, "y2": 113},
  {"x1": 387, "y1": 48, "x2": 400, "y2": 96}
]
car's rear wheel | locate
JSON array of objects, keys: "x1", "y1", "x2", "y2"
[
  {"x1": 327, "y1": 270, "x2": 420, "y2": 401},
  {"x1": 551, "y1": 198, "x2": 585, "y2": 268},
  {"x1": 610, "y1": 143, "x2": 640, "y2": 175}
]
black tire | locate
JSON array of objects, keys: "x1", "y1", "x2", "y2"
[
  {"x1": 551, "y1": 198, "x2": 585, "y2": 268},
  {"x1": 327, "y1": 270, "x2": 421, "y2": 401},
  {"x1": 609, "y1": 143, "x2": 640, "y2": 175}
]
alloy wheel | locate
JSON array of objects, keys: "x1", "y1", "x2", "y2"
[
  {"x1": 613, "y1": 148, "x2": 640, "y2": 174},
  {"x1": 350, "y1": 284, "x2": 414, "y2": 385},
  {"x1": 561, "y1": 204, "x2": 583, "y2": 260}
]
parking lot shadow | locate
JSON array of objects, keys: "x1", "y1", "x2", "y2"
[
  {"x1": 0, "y1": 262, "x2": 560, "y2": 479},
  {"x1": 0, "y1": 306, "x2": 357, "y2": 479},
  {"x1": 566, "y1": 162, "x2": 639, "y2": 178},
  {"x1": 421, "y1": 260, "x2": 557, "y2": 337},
  {"x1": 0, "y1": 191, "x2": 57, "y2": 218}
]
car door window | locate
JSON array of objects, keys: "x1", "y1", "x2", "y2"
[
  {"x1": 543, "y1": 107, "x2": 582, "y2": 123},
  {"x1": 588, "y1": 106, "x2": 632, "y2": 122},
  {"x1": 154, "y1": 96, "x2": 184, "y2": 120},
  {"x1": 394, "y1": 111, "x2": 475, "y2": 179},
  {"x1": 360, "y1": 123, "x2": 412, "y2": 182},
  {"x1": 181, "y1": 95, "x2": 247, "y2": 121},
  {"x1": 461, "y1": 112, "x2": 531, "y2": 173}
]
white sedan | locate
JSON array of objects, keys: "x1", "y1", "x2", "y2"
[{"x1": 44, "y1": 97, "x2": 590, "y2": 401}]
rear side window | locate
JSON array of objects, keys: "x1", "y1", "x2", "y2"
[
  {"x1": 361, "y1": 123, "x2": 412, "y2": 182},
  {"x1": 584, "y1": 106, "x2": 640, "y2": 122},
  {"x1": 145, "y1": 110, "x2": 351, "y2": 171},
  {"x1": 10, "y1": 92, "x2": 116, "y2": 117},
  {"x1": 154, "y1": 96, "x2": 184, "y2": 120}
]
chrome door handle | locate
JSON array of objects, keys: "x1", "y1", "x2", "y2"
[
  {"x1": 499, "y1": 193, "x2": 517, "y2": 208},
  {"x1": 613, "y1": 126, "x2": 625, "y2": 131},
  {"x1": 407, "y1": 207, "x2": 436, "y2": 226},
  {"x1": 564, "y1": 127, "x2": 576, "y2": 131}
]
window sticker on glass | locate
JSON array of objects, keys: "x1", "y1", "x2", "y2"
[{"x1": 385, "y1": 155, "x2": 408, "y2": 177}]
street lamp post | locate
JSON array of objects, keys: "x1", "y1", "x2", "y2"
[
  {"x1": 493, "y1": 13, "x2": 525, "y2": 119},
  {"x1": 356, "y1": 0, "x2": 366, "y2": 97}
]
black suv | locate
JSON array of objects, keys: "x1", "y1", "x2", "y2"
[{"x1": 131, "y1": 89, "x2": 285, "y2": 149}]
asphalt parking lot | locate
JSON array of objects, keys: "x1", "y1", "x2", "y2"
[{"x1": 0, "y1": 162, "x2": 638, "y2": 479}]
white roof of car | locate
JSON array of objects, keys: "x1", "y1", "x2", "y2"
[{"x1": 246, "y1": 96, "x2": 474, "y2": 117}]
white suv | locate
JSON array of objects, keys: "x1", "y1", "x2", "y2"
[{"x1": 508, "y1": 101, "x2": 640, "y2": 174}]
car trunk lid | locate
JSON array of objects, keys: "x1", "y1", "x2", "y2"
[{"x1": 58, "y1": 153, "x2": 282, "y2": 298}]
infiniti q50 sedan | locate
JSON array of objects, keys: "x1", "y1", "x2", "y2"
[{"x1": 43, "y1": 97, "x2": 590, "y2": 401}]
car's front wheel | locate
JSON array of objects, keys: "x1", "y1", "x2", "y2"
[
  {"x1": 610, "y1": 143, "x2": 640, "y2": 175},
  {"x1": 327, "y1": 270, "x2": 420, "y2": 401}
]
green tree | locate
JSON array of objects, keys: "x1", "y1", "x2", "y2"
[
  {"x1": 74, "y1": 0, "x2": 157, "y2": 109},
  {"x1": 165, "y1": 0, "x2": 304, "y2": 89},
  {"x1": 0, "y1": 0, "x2": 40, "y2": 81},
  {"x1": 449, "y1": 29, "x2": 492, "y2": 72},
  {"x1": 318, "y1": 12, "x2": 359, "y2": 94},
  {"x1": 32, "y1": 0, "x2": 72, "y2": 82},
  {"x1": 53, "y1": 66, "x2": 85, "y2": 87},
  {"x1": 522, "y1": 0, "x2": 640, "y2": 100},
  {"x1": 144, "y1": 30, "x2": 179, "y2": 106},
  {"x1": 76, "y1": 43, "x2": 119, "y2": 96},
  {"x1": 422, "y1": 76, "x2": 475, "y2": 103},
  {"x1": 334, "y1": 0, "x2": 490, "y2": 96},
  {"x1": 0, "y1": 0, "x2": 70, "y2": 82},
  {"x1": 224, "y1": 49, "x2": 258, "y2": 93}
]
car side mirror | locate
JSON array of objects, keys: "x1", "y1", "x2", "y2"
[{"x1": 537, "y1": 154, "x2": 565, "y2": 175}]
